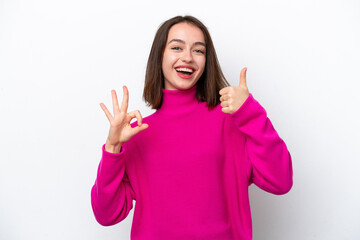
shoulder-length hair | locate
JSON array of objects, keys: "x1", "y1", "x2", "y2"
[{"x1": 143, "y1": 15, "x2": 230, "y2": 110}]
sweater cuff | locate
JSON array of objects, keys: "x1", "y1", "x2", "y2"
[
  {"x1": 230, "y1": 93, "x2": 255, "y2": 117},
  {"x1": 102, "y1": 143, "x2": 125, "y2": 159},
  {"x1": 228, "y1": 93, "x2": 266, "y2": 130}
]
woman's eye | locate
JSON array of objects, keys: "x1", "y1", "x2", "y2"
[
  {"x1": 195, "y1": 49, "x2": 205, "y2": 54},
  {"x1": 171, "y1": 47, "x2": 181, "y2": 50}
]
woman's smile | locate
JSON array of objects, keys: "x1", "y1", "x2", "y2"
[{"x1": 175, "y1": 65, "x2": 196, "y2": 79}]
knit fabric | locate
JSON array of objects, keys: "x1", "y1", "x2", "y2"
[{"x1": 91, "y1": 84, "x2": 293, "y2": 240}]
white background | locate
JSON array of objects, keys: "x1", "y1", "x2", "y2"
[{"x1": 1, "y1": 0, "x2": 359, "y2": 239}]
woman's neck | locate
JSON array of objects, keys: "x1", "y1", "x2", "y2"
[{"x1": 157, "y1": 84, "x2": 199, "y2": 114}]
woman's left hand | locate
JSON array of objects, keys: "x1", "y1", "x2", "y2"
[{"x1": 219, "y1": 67, "x2": 250, "y2": 114}]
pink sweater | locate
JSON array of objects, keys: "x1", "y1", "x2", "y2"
[{"x1": 91, "y1": 84, "x2": 293, "y2": 240}]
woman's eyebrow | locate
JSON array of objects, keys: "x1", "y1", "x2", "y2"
[{"x1": 168, "y1": 39, "x2": 206, "y2": 47}]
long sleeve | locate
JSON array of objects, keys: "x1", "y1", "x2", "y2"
[
  {"x1": 229, "y1": 93, "x2": 293, "y2": 195},
  {"x1": 91, "y1": 144, "x2": 135, "y2": 226}
]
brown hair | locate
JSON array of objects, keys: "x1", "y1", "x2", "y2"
[{"x1": 143, "y1": 15, "x2": 230, "y2": 110}]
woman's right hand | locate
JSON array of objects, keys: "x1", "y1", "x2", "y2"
[{"x1": 100, "y1": 85, "x2": 149, "y2": 153}]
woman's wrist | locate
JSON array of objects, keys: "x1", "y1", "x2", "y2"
[{"x1": 105, "y1": 141, "x2": 122, "y2": 153}]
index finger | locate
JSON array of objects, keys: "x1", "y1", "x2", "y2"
[
  {"x1": 219, "y1": 87, "x2": 230, "y2": 95},
  {"x1": 120, "y1": 85, "x2": 129, "y2": 113}
]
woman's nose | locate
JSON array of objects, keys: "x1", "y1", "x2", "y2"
[{"x1": 181, "y1": 49, "x2": 193, "y2": 62}]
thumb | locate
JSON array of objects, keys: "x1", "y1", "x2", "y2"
[
  {"x1": 133, "y1": 123, "x2": 149, "y2": 135},
  {"x1": 239, "y1": 67, "x2": 247, "y2": 87}
]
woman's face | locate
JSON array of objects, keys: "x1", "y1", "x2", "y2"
[{"x1": 162, "y1": 22, "x2": 206, "y2": 91}]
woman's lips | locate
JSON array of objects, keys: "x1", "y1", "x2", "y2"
[
  {"x1": 174, "y1": 65, "x2": 195, "y2": 79},
  {"x1": 176, "y1": 70, "x2": 194, "y2": 79}
]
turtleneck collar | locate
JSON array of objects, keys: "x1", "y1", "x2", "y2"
[{"x1": 157, "y1": 84, "x2": 199, "y2": 114}]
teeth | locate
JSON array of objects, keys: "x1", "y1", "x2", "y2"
[{"x1": 176, "y1": 67, "x2": 193, "y2": 73}]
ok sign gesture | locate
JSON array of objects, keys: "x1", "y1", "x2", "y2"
[{"x1": 100, "y1": 86, "x2": 149, "y2": 153}]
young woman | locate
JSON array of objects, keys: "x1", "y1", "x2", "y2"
[{"x1": 91, "y1": 15, "x2": 293, "y2": 240}]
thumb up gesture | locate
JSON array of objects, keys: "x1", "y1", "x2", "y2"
[{"x1": 219, "y1": 67, "x2": 250, "y2": 114}]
